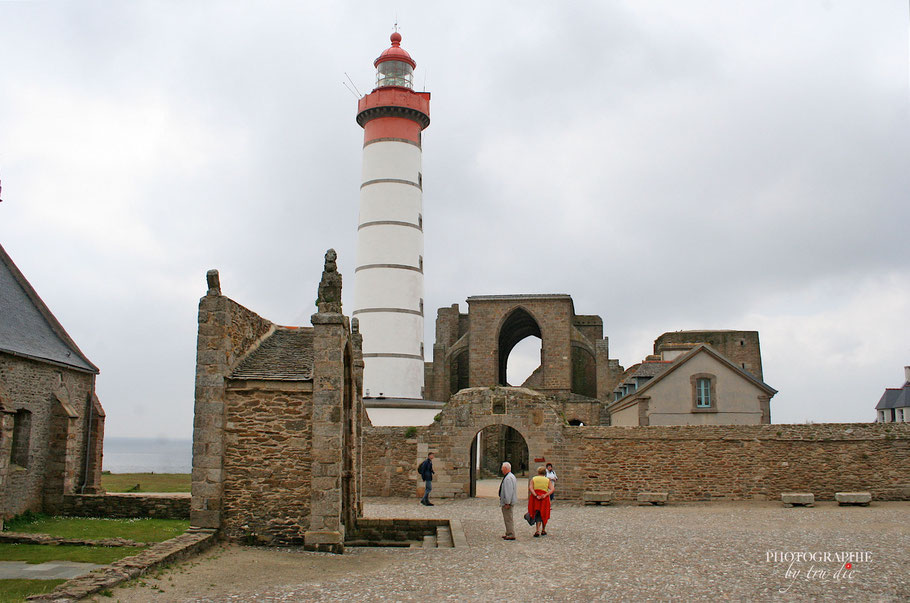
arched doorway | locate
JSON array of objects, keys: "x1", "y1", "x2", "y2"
[
  {"x1": 469, "y1": 424, "x2": 529, "y2": 497},
  {"x1": 498, "y1": 308, "x2": 542, "y2": 387}
]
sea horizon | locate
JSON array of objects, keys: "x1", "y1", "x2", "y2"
[{"x1": 103, "y1": 436, "x2": 192, "y2": 474}]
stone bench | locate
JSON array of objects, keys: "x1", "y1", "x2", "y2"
[
  {"x1": 781, "y1": 492, "x2": 815, "y2": 507},
  {"x1": 637, "y1": 492, "x2": 668, "y2": 506},
  {"x1": 583, "y1": 491, "x2": 613, "y2": 505},
  {"x1": 835, "y1": 492, "x2": 872, "y2": 506}
]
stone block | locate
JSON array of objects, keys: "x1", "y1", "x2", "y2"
[
  {"x1": 190, "y1": 509, "x2": 221, "y2": 529},
  {"x1": 307, "y1": 518, "x2": 342, "y2": 541},
  {"x1": 583, "y1": 491, "x2": 613, "y2": 505},
  {"x1": 637, "y1": 492, "x2": 668, "y2": 505},
  {"x1": 781, "y1": 492, "x2": 814, "y2": 507},
  {"x1": 835, "y1": 491, "x2": 872, "y2": 506}
]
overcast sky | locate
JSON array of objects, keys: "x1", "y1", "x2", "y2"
[{"x1": 1, "y1": 2, "x2": 908, "y2": 439}]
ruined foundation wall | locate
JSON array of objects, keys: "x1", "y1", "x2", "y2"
[{"x1": 62, "y1": 493, "x2": 190, "y2": 519}]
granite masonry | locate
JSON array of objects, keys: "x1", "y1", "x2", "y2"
[
  {"x1": 191, "y1": 250, "x2": 364, "y2": 553},
  {"x1": 0, "y1": 243, "x2": 104, "y2": 525},
  {"x1": 187, "y1": 256, "x2": 909, "y2": 554},
  {"x1": 61, "y1": 493, "x2": 190, "y2": 519},
  {"x1": 362, "y1": 386, "x2": 910, "y2": 501}
]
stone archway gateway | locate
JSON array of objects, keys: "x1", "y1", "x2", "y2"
[
  {"x1": 469, "y1": 424, "x2": 529, "y2": 497},
  {"x1": 406, "y1": 386, "x2": 565, "y2": 499}
]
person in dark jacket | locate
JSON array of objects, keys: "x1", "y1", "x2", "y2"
[{"x1": 418, "y1": 452, "x2": 435, "y2": 506}]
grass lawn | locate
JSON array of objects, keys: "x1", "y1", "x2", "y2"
[
  {"x1": 0, "y1": 543, "x2": 146, "y2": 565},
  {"x1": 101, "y1": 472, "x2": 190, "y2": 493},
  {"x1": 0, "y1": 578, "x2": 67, "y2": 602},
  {"x1": 4, "y1": 515, "x2": 189, "y2": 543}
]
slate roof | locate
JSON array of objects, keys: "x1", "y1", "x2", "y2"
[
  {"x1": 630, "y1": 361, "x2": 673, "y2": 379},
  {"x1": 876, "y1": 384, "x2": 910, "y2": 410},
  {"x1": 612, "y1": 361, "x2": 672, "y2": 394},
  {"x1": 0, "y1": 243, "x2": 97, "y2": 373},
  {"x1": 230, "y1": 327, "x2": 314, "y2": 381}
]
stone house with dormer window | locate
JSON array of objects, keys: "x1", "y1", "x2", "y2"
[
  {"x1": 875, "y1": 367, "x2": 910, "y2": 423},
  {"x1": 607, "y1": 343, "x2": 776, "y2": 426}
]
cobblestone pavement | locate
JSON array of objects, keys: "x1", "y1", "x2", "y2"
[{"x1": 96, "y1": 498, "x2": 910, "y2": 602}]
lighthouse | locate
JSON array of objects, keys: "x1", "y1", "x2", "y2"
[{"x1": 353, "y1": 32, "x2": 431, "y2": 399}]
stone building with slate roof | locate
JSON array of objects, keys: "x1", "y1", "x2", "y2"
[
  {"x1": 191, "y1": 250, "x2": 364, "y2": 552},
  {"x1": 608, "y1": 342, "x2": 776, "y2": 426},
  {"x1": 875, "y1": 366, "x2": 910, "y2": 423},
  {"x1": 0, "y1": 243, "x2": 104, "y2": 523}
]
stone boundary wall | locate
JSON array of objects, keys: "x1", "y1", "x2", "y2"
[
  {"x1": 362, "y1": 426, "x2": 421, "y2": 498},
  {"x1": 62, "y1": 493, "x2": 190, "y2": 519},
  {"x1": 557, "y1": 423, "x2": 910, "y2": 502},
  {"x1": 362, "y1": 422, "x2": 910, "y2": 502}
]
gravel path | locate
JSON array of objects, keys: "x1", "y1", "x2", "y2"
[{"x1": 93, "y1": 498, "x2": 909, "y2": 601}]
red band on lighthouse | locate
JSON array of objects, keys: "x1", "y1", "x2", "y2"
[{"x1": 364, "y1": 117, "x2": 423, "y2": 145}]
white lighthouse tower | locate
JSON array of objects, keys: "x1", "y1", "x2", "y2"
[{"x1": 353, "y1": 32, "x2": 431, "y2": 399}]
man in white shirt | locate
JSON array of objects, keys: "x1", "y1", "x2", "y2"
[
  {"x1": 545, "y1": 463, "x2": 558, "y2": 500},
  {"x1": 499, "y1": 461, "x2": 518, "y2": 540}
]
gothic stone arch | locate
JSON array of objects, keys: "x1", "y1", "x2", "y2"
[{"x1": 417, "y1": 386, "x2": 565, "y2": 498}]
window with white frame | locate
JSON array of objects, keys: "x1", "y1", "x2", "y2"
[
  {"x1": 696, "y1": 378, "x2": 712, "y2": 407},
  {"x1": 690, "y1": 373, "x2": 717, "y2": 411}
]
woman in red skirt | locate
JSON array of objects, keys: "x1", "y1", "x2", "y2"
[{"x1": 527, "y1": 466, "x2": 555, "y2": 537}]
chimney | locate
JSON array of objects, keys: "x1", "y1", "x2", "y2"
[{"x1": 904, "y1": 366, "x2": 910, "y2": 384}]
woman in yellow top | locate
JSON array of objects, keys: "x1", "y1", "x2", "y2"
[{"x1": 527, "y1": 466, "x2": 555, "y2": 536}]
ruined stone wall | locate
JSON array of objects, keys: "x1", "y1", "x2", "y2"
[
  {"x1": 360, "y1": 388, "x2": 910, "y2": 502},
  {"x1": 0, "y1": 354, "x2": 99, "y2": 518},
  {"x1": 362, "y1": 426, "x2": 421, "y2": 497},
  {"x1": 467, "y1": 298, "x2": 574, "y2": 392},
  {"x1": 192, "y1": 255, "x2": 362, "y2": 553},
  {"x1": 191, "y1": 291, "x2": 273, "y2": 530},
  {"x1": 555, "y1": 395, "x2": 602, "y2": 427},
  {"x1": 362, "y1": 387, "x2": 564, "y2": 498},
  {"x1": 429, "y1": 297, "x2": 622, "y2": 407},
  {"x1": 220, "y1": 382, "x2": 314, "y2": 544}
]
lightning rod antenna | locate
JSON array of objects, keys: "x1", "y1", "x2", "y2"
[
  {"x1": 344, "y1": 72, "x2": 363, "y2": 97},
  {"x1": 342, "y1": 80, "x2": 359, "y2": 99}
]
